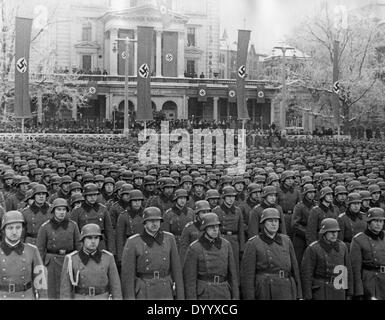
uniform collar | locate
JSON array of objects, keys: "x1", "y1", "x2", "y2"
[
  {"x1": 220, "y1": 202, "x2": 236, "y2": 214},
  {"x1": 172, "y1": 205, "x2": 188, "y2": 216},
  {"x1": 82, "y1": 202, "x2": 100, "y2": 212},
  {"x1": 303, "y1": 197, "x2": 315, "y2": 208},
  {"x1": 319, "y1": 202, "x2": 331, "y2": 212},
  {"x1": 79, "y1": 248, "x2": 102, "y2": 265},
  {"x1": 345, "y1": 208, "x2": 362, "y2": 221},
  {"x1": 140, "y1": 230, "x2": 164, "y2": 247},
  {"x1": 365, "y1": 228, "x2": 385, "y2": 241},
  {"x1": 1, "y1": 241, "x2": 24, "y2": 256},
  {"x1": 260, "y1": 230, "x2": 282, "y2": 245},
  {"x1": 198, "y1": 234, "x2": 222, "y2": 250},
  {"x1": 118, "y1": 199, "x2": 130, "y2": 210},
  {"x1": 30, "y1": 202, "x2": 50, "y2": 215},
  {"x1": 50, "y1": 217, "x2": 69, "y2": 230},
  {"x1": 319, "y1": 237, "x2": 340, "y2": 252}
]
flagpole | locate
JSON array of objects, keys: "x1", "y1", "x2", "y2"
[{"x1": 21, "y1": 118, "x2": 25, "y2": 140}]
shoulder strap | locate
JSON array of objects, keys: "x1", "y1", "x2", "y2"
[{"x1": 67, "y1": 252, "x2": 80, "y2": 287}]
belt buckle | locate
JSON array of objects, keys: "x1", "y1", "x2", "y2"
[
  {"x1": 154, "y1": 271, "x2": 160, "y2": 279},
  {"x1": 279, "y1": 270, "x2": 285, "y2": 279},
  {"x1": 59, "y1": 249, "x2": 66, "y2": 255},
  {"x1": 380, "y1": 266, "x2": 385, "y2": 273},
  {"x1": 8, "y1": 283, "x2": 15, "y2": 294},
  {"x1": 213, "y1": 276, "x2": 220, "y2": 284},
  {"x1": 226, "y1": 231, "x2": 232, "y2": 236},
  {"x1": 89, "y1": 287, "x2": 95, "y2": 297}
]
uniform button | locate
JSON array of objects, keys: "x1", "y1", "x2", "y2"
[
  {"x1": 145, "y1": 259, "x2": 149, "y2": 263},
  {"x1": 2, "y1": 277, "x2": 6, "y2": 280},
  {"x1": 21, "y1": 276, "x2": 25, "y2": 279},
  {"x1": 163, "y1": 258, "x2": 166, "y2": 261},
  {"x1": 145, "y1": 251, "x2": 148, "y2": 254},
  {"x1": 146, "y1": 267, "x2": 149, "y2": 270},
  {"x1": 2, "y1": 260, "x2": 4, "y2": 262},
  {"x1": 2, "y1": 269, "x2": 5, "y2": 271}
]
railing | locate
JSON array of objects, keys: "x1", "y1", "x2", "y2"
[{"x1": 17, "y1": 73, "x2": 281, "y2": 87}]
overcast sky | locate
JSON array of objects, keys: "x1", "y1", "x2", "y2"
[{"x1": 219, "y1": 0, "x2": 373, "y2": 54}]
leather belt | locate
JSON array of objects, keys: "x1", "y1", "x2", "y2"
[
  {"x1": 362, "y1": 264, "x2": 385, "y2": 273},
  {"x1": 75, "y1": 286, "x2": 109, "y2": 296},
  {"x1": 0, "y1": 282, "x2": 32, "y2": 293},
  {"x1": 137, "y1": 271, "x2": 169, "y2": 279},
  {"x1": 197, "y1": 274, "x2": 227, "y2": 284},
  {"x1": 259, "y1": 270, "x2": 290, "y2": 279},
  {"x1": 314, "y1": 274, "x2": 337, "y2": 283},
  {"x1": 47, "y1": 249, "x2": 68, "y2": 255}
]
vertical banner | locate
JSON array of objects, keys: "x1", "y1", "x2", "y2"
[
  {"x1": 162, "y1": 32, "x2": 178, "y2": 77},
  {"x1": 332, "y1": 40, "x2": 340, "y2": 129},
  {"x1": 257, "y1": 86, "x2": 266, "y2": 104},
  {"x1": 158, "y1": 0, "x2": 172, "y2": 29},
  {"x1": 137, "y1": 26, "x2": 154, "y2": 121},
  {"x1": 228, "y1": 85, "x2": 237, "y2": 103},
  {"x1": 197, "y1": 85, "x2": 208, "y2": 102},
  {"x1": 87, "y1": 81, "x2": 98, "y2": 100},
  {"x1": 118, "y1": 29, "x2": 135, "y2": 76},
  {"x1": 236, "y1": 29, "x2": 251, "y2": 120},
  {"x1": 15, "y1": 17, "x2": 33, "y2": 118}
]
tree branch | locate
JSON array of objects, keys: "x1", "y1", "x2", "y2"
[{"x1": 350, "y1": 78, "x2": 377, "y2": 106}]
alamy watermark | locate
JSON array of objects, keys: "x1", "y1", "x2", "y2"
[{"x1": 138, "y1": 121, "x2": 247, "y2": 175}]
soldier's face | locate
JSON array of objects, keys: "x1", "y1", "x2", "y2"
[
  {"x1": 208, "y1": 180, "x2": 217, "y2": 188},
  {"x1": 322, "y1": 180, "x2": 330, "y2": 187},
  {"x1": 34, "y1": 174, "x2": 42, "y2": 182},
  {"x1": 208, "y1": 199, "x2": 218, "y2": 207},
  {"x1": 61, "y1": 183, "x2": 70, "y2": 193},
  {"x1": 4, "y1": 179, "x2": 13, "y2": 186},
  {"x1": 250, "y1": 191, "x2": 260, "y2": 201},
  {"x1": 324, "y1": 231, "x2": 338, "y2": 242},
  {"x1": 4, "y1": 223, "x2": 23, "y2": 244},
  {"x1": 76, "y1": 175, "x2": 83, "y2": 182},
  {"x1": 83, "y1": 236, "x2": 100, "y2": 251},
  {"x1": 234, "y1": 183, "x2": 244, "y2": 192},
  {"x1": 163, "y1": 187, "x2": 174, "y2": 197},
  {"x1": 265, "y1": 194, "x2": 276, "y2": 205},
  {"x1": 271, "y1": 181, "x2": 279, "y2": 187},
  {"x1": 264, "y1": 219, "x2": 279, "y2": 235},
  {"x1": 337, "y1": 194, "x2": 347, "y2": 202},
  {"x1": 195, "y1": 185, "x2": 204, "y2": 195},
  {"x1": 182, "y1": 182, "x2": 192, "y2": 192},
  {"x1": 85, "y1": 194, "x2": 98, "y2": 204},
  {"x1": 35, "y1": 192, "x2": 47, "y2": 205},
  {"x1": 131, "y1": 200, "x2": 142, "y2": 210},
  {"x1": 305, "y1": 192, "x2": 315, "y2": 201},
  {"x1": 224, "y1": 196, "x2": 235, "y2": 206},
  {"x1": 145, "y1": 184, "x2": 155, "y2": 192},
  {"x1": 71, "y1": 189, "x2": 82, "y2": 196},
  {"x1": 349, "y1": 202, "x2": 361, "y2": 213},
  {"x1": 324, "y1": 194, "x2": 333, "y2": 203},
  {"x1": 205, "y1": 225, "x2": 219, "y2": 239},
  {"x1": 104, "y1": 183, "x2": 114, "y2": 194},
  {"x1": 134, "y1": 178, "x2": 143, "y2": 186},
  {"x1": 19, "y1": 183, "x2": 28, "y2": 193},
  {"x1": 22, "y1": 171, "x2": 29, "y2": 176},
  {"x1": 54, "y1": 207, "x2": 67, "y2": 221},
  {"x1": 284, "y1": 177, "x2": 294, "y2": 187},
  {"x1": 145, "y1": 219, "x2": 161, "y2": 234},
  {"x1": 96, "y1": 181, "x2": 104, "y2": 189},
  {"x1": 52, "y1": 183, "x2": 59, "y2": 192},
  {"x1": 369, "y1": 219, "x2": 384, "y2": 234},
  {"x1": 176, "y1": 197, "x2": 187, "y2": 208},
  {"x1": 372, "y1": 192, "x2": 381, "y2": 201},
  {"x1": 69, "y1": 172, "x2": 76, "y2": 179},
  {"x1": 362, "y1": 200, "x2": 370, "y2": 208}
]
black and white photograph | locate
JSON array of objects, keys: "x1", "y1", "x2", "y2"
[{"x1": 0, "y1": 0, "x2": 385, "y2": 312}]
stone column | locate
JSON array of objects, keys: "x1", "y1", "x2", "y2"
[
  {"x1": 183, "y1": 95, "x2": 189, "y2": 119},
  {"x1": 72, "y1": 94, "x2": 77, "y2": 121},
  {"x1": 105, "y1": 94, "x2": 111, "y2": 120},
  {"x1": 109, "y1": 29, "x2": 118, "y2": 75},
  {"x1": 213, "y1": 97, "x2": 219, "y2": 121},
  {"x1": 156, "y1": 30, "x2": 162, "y2": 77},
  {"x1": 178, "y1": 31, "x2": 185, "y2": 77},
  {"x1": 133, "y1": 30, "x2": 138, "y2": 77}
]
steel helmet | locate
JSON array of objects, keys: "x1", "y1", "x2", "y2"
[
  {"x1": 260, "y1": 208, "x2": 281, "y2": 224},
  {"x1": 83, "y1": 183, "x2": 99, "y2": 196},
  {"x1": 128, "y1": 190, "x2": 144, "y2": 201},
  {"x1": 266, "y1": 173, "x2": 279, "y2": 186},
  {"x1": 1, "y1": 211, "x2": 25, "y2": 230},
  {"x1": 80, "y1": 223, "x2": 102, "y2": 241},
  {"x1": 280, "y1": 170, "x2": 295, "y2": 182},
  {"x1": 17, "y1": 176, "x2": 30, "y2": 186},
  {"x1": 180, "y1": 175, "x2": 193, "y2": 185},
  {"x1": 50, "y1": 198, "x2": 69, "y2": 213},
  {"x1": 82, "y1": 173, "x2": 94, "y2": 184},
  {"x1": 319, "y1": 187, "x2": 333, "y2": 200},
  {"x1": 173, "y1": 189, "x2": 188, "y2": 201},
  {"x1": 144, "y1": 175, "x2": 156, "y2": 186},
  {"x1": 334, "y1": 186, "x2": 348, "y2": 195},
  {"x1": 254, "y1": 175, "x2": 266, "y2": 184},
  {"x1": 120, "y1": 184, "x2": 134, "y2": 195},
  {"x1": 368, "y1": 184, "x2": 381, "y2": 194},
  {"x1": 23, "y1": 189, "x2": 34, "y2": 202},
  {"x1": 205, "y1": 189, "x2": 220, "y2": 200},
  {"x1": 319, "y1": 218, "x2": 340, "y2": 234},
  {"x1": 70, "y1": 194, "x2": 84, "y2": 207},
  {"x1": 347, "y1": 193, "x2": 362, "y2": 205},
  {"x1": 161, "y1": 178, "x2": 176, "y2": 189},
  {"x1": 222, "y1": 186, "x2": 237, "y2": 197},
  {"x1": 195, "y1": 200, "x2": 211, "y2": 213},
  {"x1": 69, "y1": 181, "x2": 82, "y2": 192},
  {"x1": 303, "y1": 184, "x2": 316, "y2": 194},
  {"x1": 247, "y1": 183, "x2": 262, "y2": 194},
  {"x1": 232, "y1": 176, "x2": 245, "y2": 186},
  {"x1": 143, "y1": 207, "x2": 163, "y2": 223},
  {"x1": 193, "y1": 177, "x2": 206, "y2": 187},
  {"x1": 200, "y1": 212, "x2": 221, "y2": 231},
  {"x1": 359, "y1": 190, "x2": 372, "y2": 201},
  {"x1": 60, "y1": 175, "x2": 72, "y2": 185},
  {"x1": 367, "y1": 208, "x2": 385, "y2": 221},
  {"x1": 94, "y1": 175, "x2": 105, "y2": 183},
  {"x1": 31, "y1": 184, "x2": 49, "y2": 198},
  {"x1": 261, "y1": 186, "x2": 277, "y2": 198}
]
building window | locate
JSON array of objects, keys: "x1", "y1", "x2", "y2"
[
  {"x1": 82, "y1": 22, "x2": 92, "y2": 42},
  {"x1": 82, "y1": 55, "x2": 92, "y2": 72},
  {"x1": 186, "y1": 60, "x2": 195, "y2": 77},
  {"x1": 187, "y1": 28, "x2": 196, "y2": 47}
]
